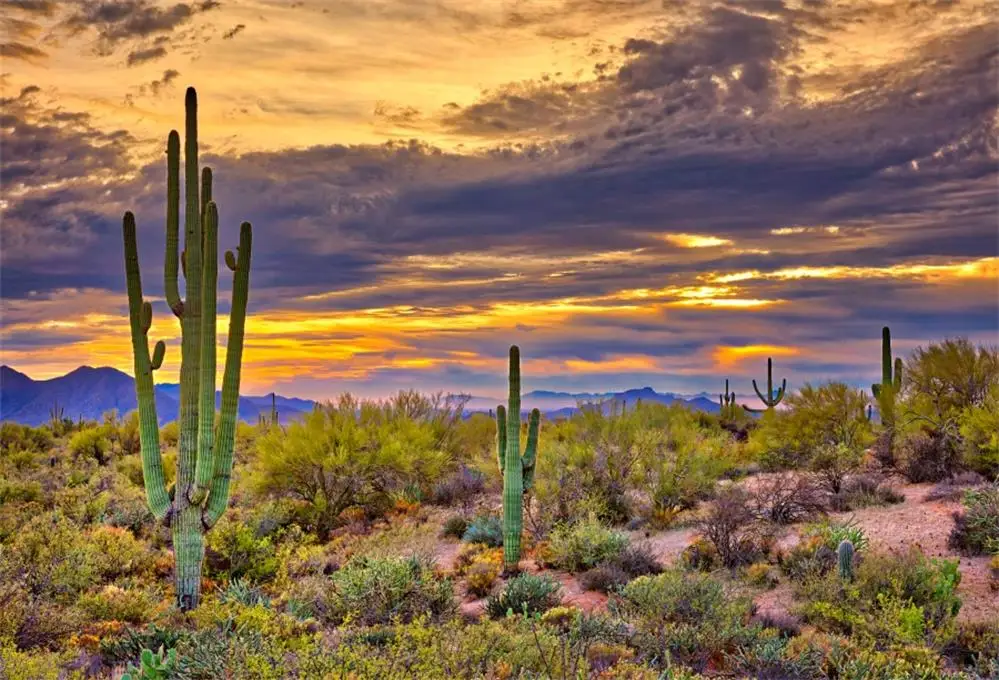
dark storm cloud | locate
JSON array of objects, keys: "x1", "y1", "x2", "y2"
[
  {"x1": 62, "y1": 0, "x2": 219, "y2": 54},
  {"x1": 0, "y1": 42, "x2": 47, "y2": 61}
]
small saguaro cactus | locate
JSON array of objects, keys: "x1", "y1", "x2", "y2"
[
  {"x1": 837, "y1": 539, "x2": 855, "y2": 581},
  {"x1": 871, "y1": 326, "x2": 903, "y2": 418},
  {"x1": 719, "y1": 379, "x2": 737, "y2": 419},
  {"x1": 495, "y1": 345, "x2": 541, "y2": 571},
  {"x1": 742, "y1": 357, "x2": 786, "y2": 413},
  {"x1": 123, "y1": 87, "x2": 253, "y2": 610}
]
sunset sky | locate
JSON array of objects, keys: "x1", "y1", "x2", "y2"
[{"x1": 2, "y1": 0, "x2": 997, "y2": 402}]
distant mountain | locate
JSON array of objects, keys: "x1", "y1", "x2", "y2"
[
  {"x1": 0, "y1": 365, "x2": 313, "y2": 426},
  {"x1": 1, "y1": 366, "x2": 720, "y2": 427},
  {"x1": 466, "y1": 385, "x2": 720, "y2": 417}
]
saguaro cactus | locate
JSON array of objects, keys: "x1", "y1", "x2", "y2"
[
  {"x1": 871, "y1": 326, "x2": 902, "y2": 415},
  {"x1": 719, "y1": 379, "x2": 737, "y2": 420},
  {"x1": 837, "y1": 539, "x2": 855, "y2": 581},
  {"x1": 742, "y1": 358, "x2": 786, "y2": 413},
  {"x1": 123, "y1": 87, "x2": 252, "y2": 610},
  {"x1": 495, "y1": 346, "x2": 540, "y2": 571}
]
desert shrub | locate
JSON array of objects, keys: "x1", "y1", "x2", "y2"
[
  {"x1": 925, "y1": 471, "x2": 987, "y2": 502},
  {"x1": 248, "y1": 393, "x2": 456, "y2": 537},
  {"x1": 0, "y1": 478, "x2": 43, "y2": 504},
  {"x1": 898, "y1": 428, "x2": 963, "y2": 483},
  {"x1": 579, "y1": 563, "x2": 630, "y2": 593},
  {"x1": 797, "y1": 547, "x2": 961, "y2": 647},
  {"x1": 159, "y1": 421, "x2": 179, "y2": 447},
  {"x1": 441, "y1": 514, "x2": 469, "y2": 539},
  {"x1": 948, "y1": 485, "x2": 999, "y2": 555},
  {"x1": 87, "y1": 524, "x2": 154, "y2": 579},
  {"x1": 77, "y1": 584, "x2": 157, "y2": 624},
  {"x1": 958, "y1": 383, "x2": 999, "y2": 477},
  {"x1": 322, "y1": 556, "x2": 455, "y2": 625},
  {"x1": 613, "y1": 544, "x2": 663, "y2": 579},
  {"x1": 700, "y1": 486, "x2": 773, "y2": 567},
  {"x1": 750, "y1": 472, "x2": 826, "y2": 524},
  {"x1": 780, "y1": 519, "x2": 868, "y2": 582},
  {"x1": 0, "y1": 642, "x2": 81, "y2": 680},
  {"x1": 464, "y1": 552, "x2": 502, "y2": 597},
  {"x1": 69, "y1": 427, "x2": 111, "y2": 465},
  {"x1": 546, "y1": 515, "x2": 627, "y2": 572},
  {"x1": 633, "y1": 412, "x2": 735, "y2": 512},
  {"x1": 204, "y1": 515, "x2": 279, "y2": 582},
  {"x1": 745, "y1": 562, "x2": 780, "y2": 588},
  {"x1": 486, "y1": 573, "x2": 562, "y2": 618},
  {"x1": 219, "y1": 578, "x2": 271, "y2": 607},
  {"x1": 612, "y1": 569, "x2": 763, "y2": 671},
  {"x1": 0, "y1": 422, "x2": 53, "y2": 456},
  {"x1": 680, "y1": 536, "x2": 722, "y2": 572},
  {"x1": 833, "y1": 472, "x2": 905, "y2": 511},
  {"x1": 810, "y1": 442, "x2": 865, "y2": 497},
  {"x1": 429, "y1": 464, "x2": 485, "y2": 507},
  {"x1": 462, "y1": 514, "x2": 503, "y2": 547},
  {"x1": 944, "y1": 620, "x2": 999, "y2": 671},
  {"x1": 0, "y1": 511, "x2": 98, "y2": 601},
  {"x1": 0, "y1": 589, "x2": 85, "y2": 651}
]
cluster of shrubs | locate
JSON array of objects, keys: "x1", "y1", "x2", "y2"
[{"x1": 2, "y1": 338, "x2": 998, "y2": 678}]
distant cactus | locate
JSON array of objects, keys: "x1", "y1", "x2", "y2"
[
  {"x1": 742, "y1": 358, "x2": 786, "y2": 413},
  {"x1": 495, "y1": 345, "x2": 540, "y2": 571},
  {"x1": 837, "y1": 539, "x2": 855, "y2": 581},
  {"x1": 123, "y1": 87, "x2": 252, "y2": 610},
  {"x1": 719, "y1": 379, "x2": 737, "y2": 420},
  {"x1": 871, "y1": 326, "x2": 902, "y2": 424},
  {"x1": 49, "y1": 400, "x2": 66, "y2": 434}
]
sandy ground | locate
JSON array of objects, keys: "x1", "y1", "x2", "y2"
[{"x1": 435, "y1": 477, "x2": 997, "y2": 624}]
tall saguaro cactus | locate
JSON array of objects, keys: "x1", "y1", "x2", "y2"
[
  {"x1": 123, "y1": 87, "x2": 252, "y2": 610},
  {"x1": 743, "y1": 357, "x2": 786, "y2": 413},
  {"x1": 495, "y1": 346, "x2": 540, "y2": 571},
  {"x1": 871, "y1": 326, "x2": 902, "y2": 406}
]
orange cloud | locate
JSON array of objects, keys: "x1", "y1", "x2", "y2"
[{"x1": 712, "y1": 345, "x2": 801, "y2": 368}]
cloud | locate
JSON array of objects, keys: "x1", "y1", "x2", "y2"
[
  {"x1": 0, "y1": 42, "x2": 47, "y2": 62},
  {"x1": 222, "y1": 23, "x2": 244, "y2": 40},
  {"x1": 63, "y1": 0, "x2": 219, "y2": 53},
  {"x1": 126, "y1": 44, "x2": 167, "y2": 65},
  {"x1": 1, "y1": 0, "x2": 996, "y2": 395}
]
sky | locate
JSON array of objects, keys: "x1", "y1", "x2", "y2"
[{"x1": 1, "y1": 0, "x2": 997, "y2": 403}]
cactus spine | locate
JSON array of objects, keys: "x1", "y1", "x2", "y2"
[
  {"x1": 123, "y1": 87, "x2": 252, "y2": 610},
  {"x1": 495, "y1": 346, "x2": 540, "y2": 571},
  {"x1": 837, "y1": 539, "x2": 855, "y2": 581},
  {"x1": 743, "y1": 357, "x2": 786, "y2": 413}
]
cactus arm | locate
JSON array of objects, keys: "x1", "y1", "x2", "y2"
[
  {"x1": 774, "y1": 378, "x2": 787, "y2": 405},
  {"x1": 893, "y1": 357, "x2": 903, "y2": 390},
  {"x1": 204, "y1": 222, "x2": 252, "y2": 528},
  {"x1": 190, "y1": 200, "x2": 219, "y2": 504},
  {"x1": 521, "y1": 408, "x2": 540, "y2": 492},
  {"x1": 496, "y1": 404, "x2": 507, "y2": 474},
  {"x1": 752, "y1": 378, "x2": 767, "y2": 403},
  {"x1": 123, "y1": 212, "x2": 171, "y2": 521},
  {"x1": 164, "y1": 131, "x2": 183, "y2": 317},
  {"x1": 766, "y1": 358, "x2": 774, "y2": 407},
  {"x1": 871, "y1": 383, "x2": 882, "y2": 399}
]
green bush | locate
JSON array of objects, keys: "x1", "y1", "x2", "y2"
[
  {"x1": 797, "y1": 547, "x2": 962, "y2": 648},
  {"x1": 0, "y1": 511, "x2": 98, "y2": 601},
  {"x1": 77, "y1": 585, "x2": 157, "y2": 624},
  {"x1": 461, "y1": 515, "x2": 503, "y2": 547},
  {"x1": 546, "y1": 515, "x2": 628, "y2": 572},
  {"x1": 0, "y1": 422, "x2": 53, "y2": 456},
  {"x1": 69, "y1": 427, "x2": 111, "y2": 465},
  {"x1": 612, "y1": 569, "x2": 763, "y2": 671},
  {"x1": 948, "y1": 485, "x2": 999, "y2": 556},
  {"x1": 248, "y1": 393, "x2": 456, "y2": 537},
  {"x1": 959, "y1": 384, "x2": 999, "y2": 477},
  {"x1": 205, "y1": 515, "x2": 279, "y2": 582},
  {"x1": 486, "y1": 573, "x2": 562, "y2": 618},
  {"x1": 321, "y1": 556, "x2": 455, "y2": 626}
]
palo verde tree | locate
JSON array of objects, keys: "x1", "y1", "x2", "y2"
[
  {"x1": 495, "y1": 346, "x2": 541, "y2": 571},
  {"x1": 123, "y1": 87, "x2": 252, "y2": 610}
]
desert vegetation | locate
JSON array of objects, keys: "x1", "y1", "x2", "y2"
[
  {"x1": 1, "y1": 89, "x2": 997, "y2": 678},
  {"x1": 2, "y1": 326, "x2": 997, "y2": 678}
]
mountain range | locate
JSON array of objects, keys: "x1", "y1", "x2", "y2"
[{"x1": 0, "y1": 365, "x2": 721, "y2": 426}]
